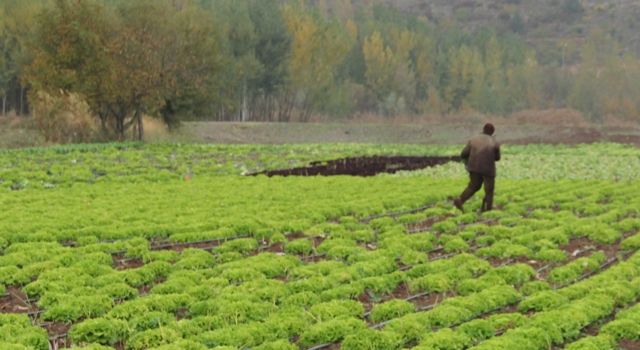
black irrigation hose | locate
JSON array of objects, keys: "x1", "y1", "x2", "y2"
[
  {"x1": 47, "y1": 332, "x2": 68, "y2": 341},
  {"x1": 300, "y1": 253, "x2": 328, "y2": 262},
  {"x1": 150, "y1": 234, "x2": 252, "y2": 250},
  {"x1": 108, "y1": 234, "x2": 254, "y2": 256},
  {"x1": 361, "y1": 204, "x2": 435, "y2": 223},
  {"x1": 27, "y1": 309, "x2": 44, "y2": 318},
  {"x1": 407, "y1": 218, "x2": 497, "y2": 235},
  {"x1": 113, "y1": 237, "x2": 324, "y2": 267},
  {"x1": 307, "y1": 343, "x2": 332, "y2": 350},
  {"x1": 363, "y1": 291, "x2": 433, "y2": 318}
]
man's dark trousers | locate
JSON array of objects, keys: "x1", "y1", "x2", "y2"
[{"x1": 459, "y1": 172, "x2": 495, "y2": 211}]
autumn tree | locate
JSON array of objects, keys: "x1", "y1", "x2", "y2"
[
  {"x1": 362, "y1": 31, "x2": 396, "y2": 114},
  {"x1": 26, "y1": 0, "x2": 223, "y2": 140},
  {"x1": 444, "y1": 45, "x2": 483, "y2": 112},
  {"x1": 283, "y1": 4, "x2": 353, "y2": 121}
]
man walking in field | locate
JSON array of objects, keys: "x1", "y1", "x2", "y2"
[{"x1": 453, "y1": 123, "x2": 501, "y2": 212}]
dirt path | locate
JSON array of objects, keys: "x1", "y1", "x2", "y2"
[{"x1": 183, "y1": 122, "x2": 640, "y2": 146}]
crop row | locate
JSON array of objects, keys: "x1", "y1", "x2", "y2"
[
  {"x1": 1, "y1": 143, "x2": 639, "y2": 191},
  {"x1": 564, "y1": 302, "x2": 640, "y2": 349}
]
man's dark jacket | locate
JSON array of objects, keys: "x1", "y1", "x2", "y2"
[{"x1": 460, "y1": 134, "x2": 501, "y2": 177}]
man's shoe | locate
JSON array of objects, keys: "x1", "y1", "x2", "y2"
[{"x1": 453, "y1": 198, "x2": 463, "y2": 211}]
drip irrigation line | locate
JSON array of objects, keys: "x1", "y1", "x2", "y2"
[
  {"x1": 150, "y1": 234, "x2": 252, "y2": 250},
  {"x1": 363, "y1": 291, "x2": 433, "y2": 318},
  {"x1": 307, "y1": 343, "x2": 332, "y2": 350},
  {"x1": 300, "y1": 253, "x2": 328, "y2": 262},
  {"x1": 536, "y1": 263, "x2": 554, "y2": 273},
  {"x1": 27, "y1": 309, "x2": 44, "y2": 318},
  {"x1": 48, "y1": 332, "x2": 69, "y2": 341},
  {"x1": 361, "y1": 204, "x2": 435, "y2": 223},
  {"x1": 407, "y1": 218, "x2": 497, "y2": 235},
  {"x1": 107, "y1": 233, "x2": 255, "y2": 256}
]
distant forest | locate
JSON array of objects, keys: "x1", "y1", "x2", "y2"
[{"x1": 1, "y1": 0, "x2": 639, "y2": 140}]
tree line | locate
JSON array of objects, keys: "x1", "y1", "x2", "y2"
[{"x1": 1, "y1": 0, "x2": 639, "y2": 141}]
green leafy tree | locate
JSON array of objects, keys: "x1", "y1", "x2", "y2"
[{"x1": 445, "y1": 44, "x2": 483, "y2": 112}]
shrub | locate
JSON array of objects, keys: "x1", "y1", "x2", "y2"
[
  {"x1": 147, "y1": 339, "x2": 207, "y2": 350},
  {"x1": 214, "y1": 238, "x2": 258, "y2": 255},
  {"x1": 31, "y1": 91, "x2": 100, "y2": 143},
  {"x1": 601, "y1": 319, "x2": 640, "y2": 341},
  {"x1": 621, "y1": 234, "x2": 640, "y2": 251},
  {"x1": 443, "y1": 237, "x2": 469, "y2": 253},
  {"x1": 130, "y1": 312, "x2": 176, "y2": 332},
  {"x1": 197, "y1": 323, "x2": 267, "y2": 347},
  {"x1": 520, "y1": 281, "x2": 551, "y2": 296},
  {"x1": 252, "y1": 340, "x2": 298, "y2": 350},
  {"x1": 284, "y1": 239, "x2": 313, "y2": 255},
  {"x1": 458, "y1": 319, "x2": 495, "y2": 343},
  {"x1": 370, "y1": 299, "x2": 415, "y2": 323},
  {"x1": 341, "y1": 329, "x2": 403, "y2": 350},
  {"x1": 565, "y1": 335, "x2": 616, "y2": 350},
  {"x1": 298, "y1": 318, "x2": 367, "y2": 347},
  {"x1": 127, "y1": 328, "x2": 180, "y2": 350},
  {"x1": 310, "y1": 300, "x2": 364, "y2": 321},
  {"x1": 384, "y1": 313, "x2": 431, "y2": 343},
  {"x1": 415, "y1": 328, "x2": 471, "y2": 350},
  {"x1": 69, "y1": 318, "x2": 128, "y2": 346}
]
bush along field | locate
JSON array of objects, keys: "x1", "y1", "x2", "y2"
[{"x1": 0, "y1": 142, "x2": 639, "y2": 350}]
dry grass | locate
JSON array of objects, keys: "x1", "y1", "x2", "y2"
[
  {"x1": 0, "y1": 115, "x2": 43, "y2": 148},
  {"x1": 142, "y1": 116, "x2": 169, "y2": 141},
  {"x1": 30, "y1": 91, "x2": 99, "y2": 144},
  {"x1": 2, "y1": 107, "x2": 639, "y2": 148},
  {"x1": 327, "y1": 108, "x2": 601, "y2": 127}
]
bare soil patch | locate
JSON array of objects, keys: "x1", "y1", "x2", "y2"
[
  {"x1": 0, "y1": 286, "x2": 38, "y2": 314},
  {"x1": 184, "y1": 121, "x2": 640, "y2": 146},
  {"x1": 620, "y1": 340, "x2": 640, "y2": 350},
  {"x1": 113, "y1": 255, "x2": 144, "y2": 270},
  {"x1": 406, "y1": 216, "x2": 452, "y2": 233},
  {"x1": 251, "y1": 155, "x2": 461, "y2": 177},
  {"x1": 42, "y1": 321, "x2": 71, "y2": 337}
]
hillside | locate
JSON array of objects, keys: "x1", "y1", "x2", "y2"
[{"x1": 380, "y1": 0, "x2": 640, "y2": 64}]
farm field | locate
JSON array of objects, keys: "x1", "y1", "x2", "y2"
[{"x1": 1, "y1": 142, "x2": 640, "y2": 350}]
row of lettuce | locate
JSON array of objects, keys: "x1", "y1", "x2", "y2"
[
  {"x1": 1, "y1": 143, "x2": 639, "y2": 190},
  {"x1": 1, "y1": 177, "x2": 640, "y2": 349},
  {"x1": 4, "y1": 250, "x2": 640, "y2": 349},
  {"x1": 2, "y1": 175, "x2": 639, "y2": 246}
]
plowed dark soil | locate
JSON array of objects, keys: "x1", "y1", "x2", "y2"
[{"x1": 252, "y1": 155, "x2": 461, "y2": 177}]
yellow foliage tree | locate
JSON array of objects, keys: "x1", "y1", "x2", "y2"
[{"x1": 283, "y1": 4, "x2": 353, "y2": 120}]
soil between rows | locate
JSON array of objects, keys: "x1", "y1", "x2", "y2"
[
  {"x1": 0, "y1": 286, "x2": 37, "y2": 314},
  {"x1": 620, "y1": 339, "x2": 640, "y2": 350}
]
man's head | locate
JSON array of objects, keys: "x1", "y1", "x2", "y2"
[{"x1": 483, "y1": 123, "x2": 495, "y2": 136}]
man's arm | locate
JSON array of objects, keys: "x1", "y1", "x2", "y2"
[
  {"x1": 495, "y1": 143, "x2": 501, "y2": 161},
  {"x1": 461, "y1": 142, "x2": 471, "y2": 160}
]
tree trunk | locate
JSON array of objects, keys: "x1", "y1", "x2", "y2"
[
  {"x1": 1, "y1": 94, "x2": 5, "y2": 116},
  {"x1": 19, "y1": 86, "x2": 24, "y2": 116},
  {"x1": 279, "y1": 92, "x2": 294, "y2": 122},
  {"x1": 241, "y1": 82, "x2": 248, "y2": 122},
  {"x1": 136, "y1": 111, "x2": 143, "y2": 141},
  {"x1": 117, "y1": 115, "x2": 125, "y2": 141}
]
